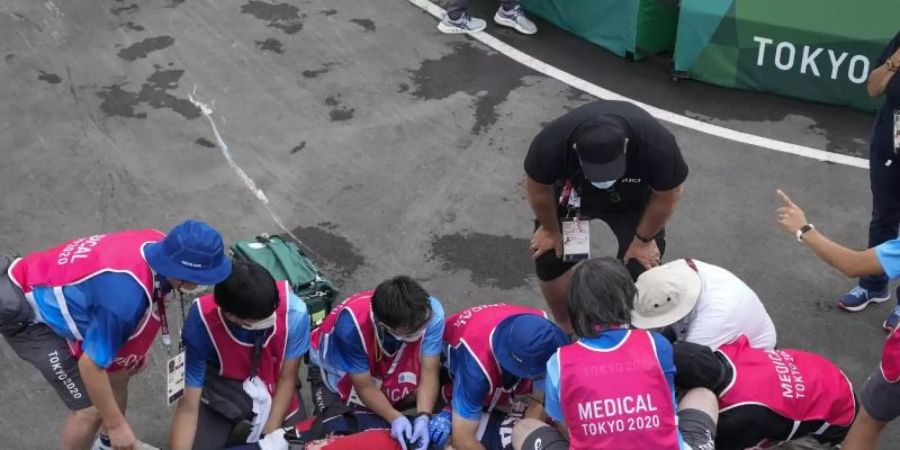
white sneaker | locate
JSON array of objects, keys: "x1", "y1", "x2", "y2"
[
  {"x1": 493, "y1": 5, "x2": 537, "y2": 35},
  {"x1": 438, "y1": 13, "x2": 487, "y2": 34},
  {"x1": 92, "y1": 437, "x2": 160, "y2": 450}
]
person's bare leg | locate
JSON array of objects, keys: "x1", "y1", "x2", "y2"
[
  {"x1": 61, "y1": 406, "x2": 103, "y2": 450},
  {"x1": 842, "y1": 406, "x2": 887, "y2": 450},
  {"x1": 538, "y1": 269, "x2": 574, "y2": 335},
  {"x1": 678, "y1": 388, "x2": 719, "y2": 419},
  {"x1": 512, "y1": 418, "x2": 550, "y2": 450}
]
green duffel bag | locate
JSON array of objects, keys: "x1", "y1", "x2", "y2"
[{"x1": 230, "y1": 234, "x2": 338, "y2": 326}]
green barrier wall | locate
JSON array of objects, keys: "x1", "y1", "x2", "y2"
[
  {"x1": 674, "y1": 0, "x2": 900, "y2": 112},
  {"x1": 521, "y1": 0, "x2": 678, "y2": 59}
]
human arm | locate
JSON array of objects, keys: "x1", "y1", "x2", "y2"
[
  {"x1": 75, "y1": 276, "x2": 149, "y2": 449},
  {"x1": 624, "y1": 184, "x2": 684, "y2": 269},
  {"x1": 543, "y1": 353, "x2": 570, "y2": 440},
  {"x1": 524, "y1": 388, "x2": 546, "y2": 420},
  {"x1": 446, "y1": 352, "x2": 492, "y2": 450},
  {"x1": 169, "y1": 387, "x2": 202, "y2": 450},
  {"x1": 263, "y1": 295, "x2": 311, "y2": 433},
  {"x1": 868, "y1": 44, "x2": 900, "y2": 97},
  {"x1": 776, "y1": 190, "x2": 886, "y2": 277},
  {"x1": 526, "y1": 176, "x2": 563, "y2": 259},
  {"x1": 350, "y1": 371, "x2": 405, "y2": 422},
  {"x1": 417, "y1": 355, "x2": 441, "y2": 414},
  {"x1": 543, "y1": 352, "x2": 564, "y2": 423},
  {"x1": 264, "y1": 357, "x2": 301, "y2": 433},
  {"x1": 416, "y1": 299, "x2": 445, "y2": 414},
  {"x1": 450, "y1": 413, "x2": 486, "y2": 450},
  {"x1": 79, "y1": 354, "x2": 136, "y2": 449}
]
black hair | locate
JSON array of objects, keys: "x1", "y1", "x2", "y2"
[
  {"x1": 213, "y1": 260, "x2": 279, "y2": 320},
  {"x1": 371, "y1": 275, "x2": 431, "y2": 332},
  {"x1": 566, "y1": 257, "x2": 636, "y2": 338}
]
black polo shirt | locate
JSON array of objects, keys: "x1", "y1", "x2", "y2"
[{"x1": 524, "y1": 100, "x2": 688, "y2": 216}]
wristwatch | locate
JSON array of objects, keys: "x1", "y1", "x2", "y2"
[
  {"x1": 796, "y1": 224, "x2": 815, "y2": 242},
  {"x1": 888, "y1": 58, "x2": 898, "y2": 72}
]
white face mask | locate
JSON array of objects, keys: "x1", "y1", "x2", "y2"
[
  {"x1": 239, "y1": 313, "x2": 276, "y2": 331},
  {"x1": 383, "y1": 326, "x2": 426, "y2": 343},
  {"x1": 591, "y1": 180, "x2": 617, "y2": 190}
]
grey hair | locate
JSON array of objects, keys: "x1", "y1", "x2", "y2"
[{"x1": 566, "y1": 257, "x2": 636, "y2": 338}]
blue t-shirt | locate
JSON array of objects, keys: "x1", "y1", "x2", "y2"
[
  {"x1": 182, "y1": 292, "x2": 311, "y2": 388},
  {"x1": 313, "y1": 297, "x2": 444, "y2": 387},
  {"x1": 33, "y1": 272, "x2": 149, "y2": 369},
  {"x1": 876, "y1": 239, "x2": 900, "y2": 280},
  {"x1": 445, "y1": 342, "x2": 547, "y2": 421},
  {"x1": 544, "y1": 329, "x2": 686, "y2": 449}
]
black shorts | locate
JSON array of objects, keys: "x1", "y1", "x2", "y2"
[
  {"x1": 533, "y1": 215, "x2": 666, "y2": 281},
  {"x1": 520, "y1": 410, "x2": 715, "y2": 450},
  {"x1": 3, "y1": 322, "x2": 92, "y2": 410},
  {"x1": 0, "y1": 256, "x2": 91, "y2": 410}
]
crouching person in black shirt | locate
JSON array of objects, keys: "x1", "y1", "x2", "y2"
[{"x1": 524, "y1": 100, "x2": 688, "y2": 333}]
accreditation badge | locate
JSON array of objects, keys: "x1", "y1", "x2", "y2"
[
  {"x1": 166, "y1": 351, "x2": 186, "y2": 406},
  {"x1": 893, "y1": 109, "x2": 900, "y2": 153},
  {"x1": 562, "y1": 218, "x2": 590, "y2": 263}
]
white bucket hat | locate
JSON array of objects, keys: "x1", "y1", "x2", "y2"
[{"x1": 632, "y1": 259, "x2": 702, "y2": 330}]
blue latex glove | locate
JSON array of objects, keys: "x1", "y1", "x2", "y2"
[
  {"x1": 428, "y1": 410, "x2": 452, "y2": 450},
  {"x1": 411, "y1": 415, "x2": 431, "y2": 450},
  {"x1": 390, "y1": 416, "x2": 414, "y2": 450}
]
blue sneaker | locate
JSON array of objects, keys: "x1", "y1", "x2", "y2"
[
  {"x1": 438, "y1": 13, "x2": 487, "y2": 34},
  {"x1": 838, "y1": 286, "x2": 890, "y2": 312},
  {"x1": 884, "y1": 305, "x2": 900, "y2": 333}
]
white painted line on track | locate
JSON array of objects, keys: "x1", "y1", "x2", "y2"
[
  {"x1": 189, "y1": 91, "x2": 320, "y2": 257},
  {"x1": 407, "y1": 0, "x2": 869, "y2": 170}
]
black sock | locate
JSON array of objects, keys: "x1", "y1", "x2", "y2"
[{"x1": 448, "y1": 10, "x2": 464, "y2": 20}]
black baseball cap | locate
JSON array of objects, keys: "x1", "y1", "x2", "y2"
[
  {"x1": 672, "y1": 341, "x2": 730, "y2": 394},
  {"x1": 571, "y1": 116, "x2": 629, "y2": 182}
]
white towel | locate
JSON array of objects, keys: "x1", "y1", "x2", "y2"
[{"x1": 243, "y1": 376, "x2": 273, "y2": 443}]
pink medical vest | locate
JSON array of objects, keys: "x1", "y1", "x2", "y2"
[
  {"x1": 311, "y1": 291, "x2": 423, "y2": 405},
  {"x1": 442, "y1": 304, "x2": 545, "y2": 410},
  {"x1": 559, "y1": 330, "x2": 680, "y2": 450},
  {"x1": 199, "y1": 280, "x2": 299, "y2": 415},
  {"x1": 8, "y1": 229, "x2": 163, "y2": 372}
]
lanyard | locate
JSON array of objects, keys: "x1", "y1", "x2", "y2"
[
  {"x1": 155, "y1": 287, "x2": 172, "y2": 349},
  {"x1": 558, "y1": 180, "x2": 573, "y2": 208},
  {"x1": 154, "y1": 282, "x2": 188, "y2": 355}
]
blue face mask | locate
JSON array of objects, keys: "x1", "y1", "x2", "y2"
[{"x1": 591, "y1": 180, "x2": 617, "y2": 190}]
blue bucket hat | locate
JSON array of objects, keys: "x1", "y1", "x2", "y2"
[
  {"x1": 494, "y1": 314, "x2": 568, "y2": 379},
  {"x1": 145, "y1": 220, "x2": 231, "y2": 285}
]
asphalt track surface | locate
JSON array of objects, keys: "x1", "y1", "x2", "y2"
[{"x1": 0, "y1": 0, "x2": 893, "y2": 448}]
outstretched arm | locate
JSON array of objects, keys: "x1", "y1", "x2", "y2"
[{"x1": 775, "y1": 189, "x2": 885, "y2": 277}]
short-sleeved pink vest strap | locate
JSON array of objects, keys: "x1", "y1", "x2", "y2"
[{"x1": 559, "y1": 330, "x2": 680, "y2": 450}]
